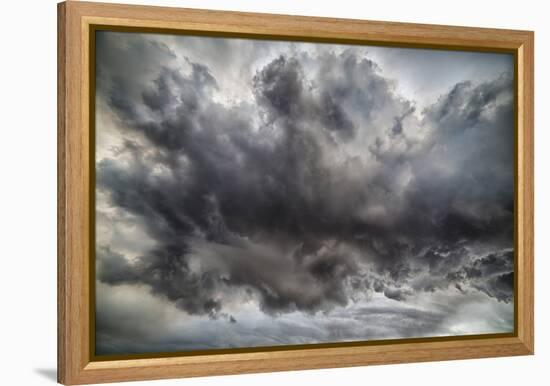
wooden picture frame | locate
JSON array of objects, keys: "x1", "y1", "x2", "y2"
[{"x1": 58, "y1": 1, "x2": 534, "y2": 384}]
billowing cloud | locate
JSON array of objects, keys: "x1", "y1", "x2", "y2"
[{"x1": 95, "y1": 31, "x2": 515, "y2": 355}]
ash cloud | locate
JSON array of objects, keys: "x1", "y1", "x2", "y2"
[{"x1": 94, "y1": 31, "x2": 515, "y2": 353}]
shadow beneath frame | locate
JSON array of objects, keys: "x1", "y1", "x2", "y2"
[{"x1": 35, "y1": 368, "x2": 57, "y2": 383}]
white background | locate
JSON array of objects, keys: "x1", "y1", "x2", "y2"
[{"x1": 0, "y1": 0, "x2": 546, "y2": 385}]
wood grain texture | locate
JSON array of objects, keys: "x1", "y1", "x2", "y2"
[
  {"x1": 59, "y1": 1, "x2": 92, "y2": 383},
  {"x1": 58, "y1": 1, "x2": 534, "y2": 384},
  {"x1": 57, "y1": 2, "x2": 67, "y2": 383},
  {"x1": 517, "y1": 32, "x2": 535, "y2": 353}
]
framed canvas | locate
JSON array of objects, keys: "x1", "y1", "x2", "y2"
[{"x1": 57, "y1": 1, "x2": 534, "y2": 384}]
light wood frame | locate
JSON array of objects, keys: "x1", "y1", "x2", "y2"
[{"x1": 58, "y1": 1, "x2": 534, "y2": 384}]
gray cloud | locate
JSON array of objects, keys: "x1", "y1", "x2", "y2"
[{"x1": 95, "y1": 31, "x2": 514, "y2": 354}]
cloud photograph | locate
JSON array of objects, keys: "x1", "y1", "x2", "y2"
[{"x1": 94, "y1": 31, "x2": 515, "y2": 356}]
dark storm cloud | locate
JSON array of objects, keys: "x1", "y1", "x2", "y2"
[
  {"x1": 445, "y1": 250, "x2": 514, "y2": 302},
  {"x1": 190, "y1": 237, "x2": 358, "y2": 315},
  {"x1": 95, "y1": 31, "x2": 514, "y2": 329},
  {"x1": 97, "y1": 245, "x2": 225, "y2": 317}
]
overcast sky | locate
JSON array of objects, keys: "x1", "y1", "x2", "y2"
[{"x1": 94, "y1": 31, "x2": 515, "y2": 356}]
